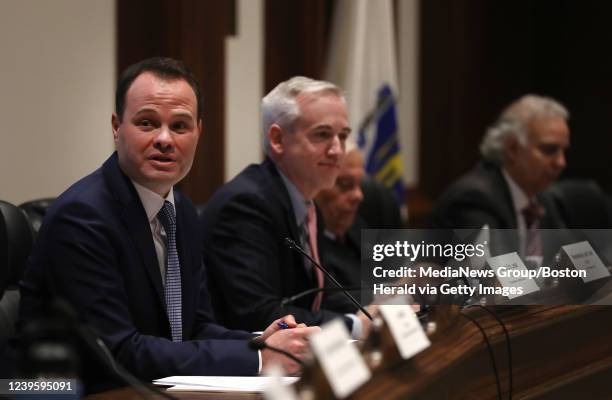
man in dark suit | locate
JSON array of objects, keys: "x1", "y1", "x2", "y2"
[
  {"x1": 19, "y1": 57, "x2": 315, "y2": 392},
  {"x1": 316, "y1": 148, "x2": 367, "y2": 301},
  {"x1": 433, "y1": 94, "x2": 570, "y2": 258},
  {"x1": 201, "y1": 77, "x2": 373, "y2": 338}
]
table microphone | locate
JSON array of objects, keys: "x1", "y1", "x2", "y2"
[
  {"x1": 284, "y1": 237, "x2": 372, "y2": 320},
  {"x1": 248, "y1": 337, "x2": 305, "y2": 367}
]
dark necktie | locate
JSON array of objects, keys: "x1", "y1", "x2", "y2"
[
  {"x1": 522, "y1": 200, "x2": 545, "y2": 258},
  {"x1": 157, "y1": 201, "x2": 182, "y2": 342}
]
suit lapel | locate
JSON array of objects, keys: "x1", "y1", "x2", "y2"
[
  {"x1": 481, "y1": 163, "x2": 520, "y2": 253},
  {"x1": 262, "y1": 159, "x2": 313, "y2": 288},
  {"x1": 487, "y1": 163, "x2": 518, "y2": 228},
  {"x1": 262, "y1": 159, "x2": 302, "y2": 244},
  {"x1": 102, "y1": 153, "x2": 165, "y2": 305}
]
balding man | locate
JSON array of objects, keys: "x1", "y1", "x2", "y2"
[{"x1": 316, "y1": 148, "x2": 366, "y2": 298}]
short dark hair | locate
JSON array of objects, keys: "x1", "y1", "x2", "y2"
[{"x1": 115, "y1": 56, "x2": 203, "y2": 121}]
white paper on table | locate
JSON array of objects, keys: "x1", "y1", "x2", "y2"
[
  {"x1": 309, "y1": 319, "x2": 371, "y2": 399},
  {"x1": 562, "y1": 241, "x2": 611, "y2": 283},
  {"x1": 379, "y1": 301, "x2": 430, "y2": 359},
  {"x1": 166, "y1": 385, "x2": 240, "y2": 392},
  {"x1": 263, "y1": 364, "x2": 299, "y2": 400},
  {"x1": 153, "y1": 376, "x2": 298, "y2": 392}
]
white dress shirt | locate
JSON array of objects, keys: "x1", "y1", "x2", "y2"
[
  {"x1": 131, "y1": 181, "x2": 263, "y2": 371},
  {"x1": 131, "y1": 180, "x2": 175, "y2": 285}
]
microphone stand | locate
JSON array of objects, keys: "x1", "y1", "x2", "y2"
[
  {"x1": 284, "y1": 237, "x2": 372, "y2": 320},
  {"x1": 32, "y1": 299, "x2": 177, "y2": 400},
  {"x1": 280, "y1": 287, "x2": 360, "y2": 308}
]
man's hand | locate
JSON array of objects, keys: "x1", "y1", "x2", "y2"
[
  {"x1": 261, "y1": 314, "x2": 305, "y2": 340},
  {"x1": 261, "y1": 326, "x2": 320, "y2": 375}
]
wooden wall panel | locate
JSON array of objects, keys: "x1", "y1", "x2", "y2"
[
  {"x1": 419, "y1": 0, "x2": 612, "y2": 204},
  {"x1": 117, "y1": 0, "x2": 234, "y2": 203},
  {"x1": 264, "y1": 0, "x2": 333, "y2": 91}
]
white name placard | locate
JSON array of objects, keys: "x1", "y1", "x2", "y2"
[
  {"x1": 379, "y1": 303, "x2": 430, "y2": 359},
  {"x1": 264, "y1": 365, "x2": 298, "y2": 400},
  {"x1": 562, "y1": 241, "x2": 611, "y2": 283},
  {"x1": 309, "y1": 319, "x2": 371, "y2": 399},
  {"x1": 487, "y1": 252, "x2": 540, "y2": 299}
]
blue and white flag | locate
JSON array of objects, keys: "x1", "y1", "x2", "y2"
[{"x1": 325, "y1": 0, "x2": 404, "y2": 203}]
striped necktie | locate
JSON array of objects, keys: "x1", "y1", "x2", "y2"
[{"x1": 158, "y1": 200, "x2": 182, "y2": 342}]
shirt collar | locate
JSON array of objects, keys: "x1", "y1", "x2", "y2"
[
  {"x1": 131, "y1": 180, "x2": 175, "y2": 223},
  {"x1": 278, "y1": 171, "x2": 309, "y2": 227},
  {"x1": 323, "y1": 229, "x2": 337, "y2": 241},
  {"x1": 502, "y1": 169, "x2": 530, "y2": 214}
]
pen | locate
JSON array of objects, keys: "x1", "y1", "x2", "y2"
[{"x1": 277, "y1": 321, "x2": 289, "y2": 329}]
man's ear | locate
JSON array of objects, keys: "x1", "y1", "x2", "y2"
[
  {"x1": 111, "y1": 113, "x2": 120, "y2": 144},
  {"x1": 504, "y1": 134, "x2": 520, "y2": 163},
  {"x1": 197, "y1": 119, "x2": 203, "y2": 138},
  {"x1": 268, "y1": 124, "x2": 284, "y2": 156}
]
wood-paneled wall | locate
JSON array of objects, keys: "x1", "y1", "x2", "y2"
[{"x1": 117, "y1": 0, "x2": 234, "y2": 203}]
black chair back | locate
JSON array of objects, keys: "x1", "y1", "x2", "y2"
[
  {"x1": 0, "y1": 211, "x2": 7, "y2": 299},
  {"x1": 0, "y1": 200, "x2": 34, "y2": 344},
  {"x1": 0, "y1": 200, "x2": 34, "y2": 293},
  {"x1": 19, "y1": 197, "x2": 55, "y2": 237}
]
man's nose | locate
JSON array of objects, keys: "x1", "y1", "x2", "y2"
[
  {"x1": 154, "y1": 126, "x2": 173, "y2": 151},
  {"x1": 327, "y1": 135, "x2": 344, "y2": 158},
  {"x1": 554, "y1": 151, "x2": 566, "y2": 170},
  {"x1": 350, "y1": 185, "x2": 364, "y2": 204}
]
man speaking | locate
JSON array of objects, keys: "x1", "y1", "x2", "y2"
[{"x1": 19, "y1": 57, "x2": 315, "y2": 392}]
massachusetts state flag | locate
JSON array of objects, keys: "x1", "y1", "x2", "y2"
[{"x1": 325, "y1": 0, "x2": 404, "y2": 203}]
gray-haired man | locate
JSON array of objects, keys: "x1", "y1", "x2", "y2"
[
  {"x1": 200, "y1": 76, "x2": 373, "y2": 338},
  {"x1": 433, "y1": 94, "x2": 570, "y2": 258}
]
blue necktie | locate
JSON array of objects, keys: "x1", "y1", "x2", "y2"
[{"x1": 158, "y1": 201, "x2": 182, "y2": 342}]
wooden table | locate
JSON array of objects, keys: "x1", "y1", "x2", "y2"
[
  {"x1": 350, "y1": 305, "x2": 612, "y2": 399},
  {"x1": 88, "y1": 305, "x2": 612, "y2": 399}
]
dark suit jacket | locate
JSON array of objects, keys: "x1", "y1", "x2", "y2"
[
  {"x1": 433, "y1": 161, "x2": 566, "y2": 230},
  {"x1": 319, "y1": 217, "x2": 366, "y2": 303},
  {"x1": 432, "y1": 161, "x2": 567, "y2": 257},
  {"x1": 19, "y1": 153, "x2": 257, "y2": 392},
  {"x1": 200, "y1": 159, "x2": 356, "y2": 332}
]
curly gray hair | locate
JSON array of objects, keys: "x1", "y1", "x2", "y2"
[{"x1": 480, "y1": 94, "x2": 569, "y2": 163}]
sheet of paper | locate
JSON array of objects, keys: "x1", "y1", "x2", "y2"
[
  {"x1": 487, "y1": 252, "x2": 540, "y2": 299},
  {"x1": 379, "y1": 302, "x2": 430, "y2": 359},
  {"x1": 562, "y1": 241, "x2": 611, "y2": 283},
  {"x1": 166, "y1": 385, "x2": 240, "y2": 392},
  {"x1": 309, "y1": 319, "x2": 371, "y2": 399},
  {"x1": 153, "y1": 376, "x2": 298, "y2": 392}
]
